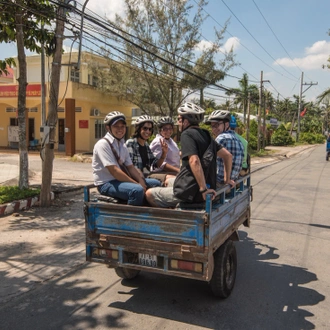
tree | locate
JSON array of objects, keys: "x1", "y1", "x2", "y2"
[
  {"x1": 271, "y1": 124, "x2": 295, "y2": 146},
  {"x1": 40, "y1": 1, "x2": 66, "y2": 207},
  {"x1": 300, "y1": 102, "x2": 324, "y2": 134},
  {"x1": 225, "y1": 73, "x2": 258, "y2": 124},
  {"x1": 0, "y1": 0, "x2": 56, "y2": 189},
  {"x1": 95, "y1": 0, "x2": 235, "y2": 117},
  {"x1": 275, "y1": 98, "x2": 295, "y2": 122}
]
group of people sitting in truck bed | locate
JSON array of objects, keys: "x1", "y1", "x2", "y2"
[{"x1": 92, "y1": 102, "x2": 248, "y2": 207}]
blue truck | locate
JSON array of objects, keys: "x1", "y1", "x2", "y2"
[{"x1": 84, "y1": 175, "x2": 252, "y2": 298}]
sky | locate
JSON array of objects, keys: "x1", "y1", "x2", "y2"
[{"x1": 1, "y1": 0, "x2": 330, "y2": 105}]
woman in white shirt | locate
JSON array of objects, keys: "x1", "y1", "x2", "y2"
[{"x1": 150, "y1": 117, "x2": 180, "y2": 185}]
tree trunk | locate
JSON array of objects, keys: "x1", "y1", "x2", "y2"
[
  {"x1": 40, "y1": 2, "x2": 65, "y2": 207},
  {"x1": 243, "y1": 99, "x2": 247, "y2": 125},
  {"x1": 200, "y1": 88, "x2": 204, "y2": 108},
  {"x1": 16, "y1": 6, "x2": 29, "y2": 189}
]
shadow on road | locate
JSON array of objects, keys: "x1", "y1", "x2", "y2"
[
  {"x1": 0, "y1": 211, "x2": 325, "y2": 329},
  {"x1": 106, "y1": 231, "x2": 324, "y2": 330}
]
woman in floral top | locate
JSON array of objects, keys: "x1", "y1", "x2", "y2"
[{"x1": 126, "y1": 115, "x2": 176, "y2": 184}]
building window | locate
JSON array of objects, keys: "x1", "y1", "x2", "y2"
[
  {"x1": 88, "y1": 74, "x2": 98, "y2": 87},
  {"x1": 29, "y1": 107, "x2": 38, "y2": 112},
  {"x1": 75, "y1": 107, "x2": 82, "y2": 112},
  {"x1": 70, "y1": 69, "x2": 80, "y2": 83},
  {"x1": 57, "y1": 107, "x2": 64, "y2": 112},
  {"x1": 10, "y1": 118, "x2": 18, "y2": 126},
  {"x1": 95, "y1": 119, "x2": 106, "y2": 139},
  {"x1": 132, "y1": 108, "x2": 141, "y2": 116},
  {"x1": 6, "y1": 107, "x2": 16, "y2": 112}
]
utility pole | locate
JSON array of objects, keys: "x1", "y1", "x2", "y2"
[
  {"x1": 41, "y1": 23, "x2": 46, "y2": 126},
  {"x1": 75, "y1": 0, "x2": 89, "y2": 70},
  {"x1": 257, "y1": 72, "x2": 270, "y2": 151},
  {"x1": 263, "y1": 92, "x2": 267, "y2": 149},
  {"x1": 246, "y1": 92, "x2": 251, "y2": 143},
  {"x1": 40, "y1": 0, "x2": 90, "y2": 207},
  {"x1": 297, "y1": 72, "x2": 318, "y2": 142},
  {"x1": 257, "y1": 71, "x2": 263, "y2": 152},
  {"x1": 40, "y1": 1, "x2": 66, "y2": 207}
]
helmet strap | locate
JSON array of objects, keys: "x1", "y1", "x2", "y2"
[{"x1": 109, "y1": 127, "x2": 123, "y2": 141}]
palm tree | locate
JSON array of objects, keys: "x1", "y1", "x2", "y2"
[
  {"x1": 316, "y1": 88, "x2": 330, "y2": 105},
  {"x1": 276, "y1": 98, "x2": 296, "y2": 123},
  {"x1": 226, "y1": 73, "x2": 258, "y2": 124},
  {"x1": 316, "y1": 90, "x2": 330, "y2": 132}
]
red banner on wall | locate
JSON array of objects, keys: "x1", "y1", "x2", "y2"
[
  {"x1": 79, "y1": 120, "x2": 89, "y2": 128},
  {"x1": 0, "y1": 84, "x2": 45, "y2": 98}
]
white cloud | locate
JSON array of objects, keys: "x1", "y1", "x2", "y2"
[
  {"x1": 195, "y1": 37, "x2": 240, "y2": 53},
  {"x1": 77, "y1": 0, "x2": 126, "y2": 21},
  {"x1": 275, "y1": 40, "x2": 330, "y2": 70},
  {"x1": 195, "y1": 40, "x2": 214, "y2": 51},
  {"x1": 305, "y1": 40, "x2": 330, "y2": 54},
  {"x1": 221, "y1": 37, "x2": 240, "y2": 53}
]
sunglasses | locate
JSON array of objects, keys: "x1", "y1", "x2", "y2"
[
  {"x1": 142, "y1": 126, "x2": 153, "y2": 131},
  {"x1": 211, "y1": 122, "x2": 224, "y2": 129}
]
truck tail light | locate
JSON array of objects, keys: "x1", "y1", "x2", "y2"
[
  {"x1": 92, "y1": 248, "x2": 118, "y2": 260},
  {"x1": 170, "y1": 259, "x2": 203, "y2": 273}
]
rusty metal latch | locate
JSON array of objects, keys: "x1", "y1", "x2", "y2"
[{"x1": 181, "y1": 245, "x2": 191, "y2": 253}]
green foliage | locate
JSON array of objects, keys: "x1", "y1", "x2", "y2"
[
  {"x1": 284, "y1": 122, "x2": 292, "y2": 130},
  {"x1": 271, "y1": 124, "x2": 295, "y2": 146},
  {"x1": 249, "y1": 120, "x2": 258, "y2": 136},
  {"x1": 246, "y1": 133, "x2": 257, "y2": 150},
  {"x1": 0, "y1": 186, "x2": 40, "y2": 204},
  {"x1": 241, "y1": 130, "x2": 257, "y2": 150},
  {"x1": 0, "y1": 57, "x2": 16, "y2": 76},
  {"x1": 200, "y1": 122, "x2": 212, "y2": 135},
  {"x1": 98, "y1": 0, "x2": 235, "y2": 117},
  {"x1": 0, "y1": 0, "x2": 56, "y2": 72},
  {"x1": 299, "y1": 132, "x2": 326, "y2": 144}
]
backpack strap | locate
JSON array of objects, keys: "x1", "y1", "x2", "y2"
[{"x1": 103, "y1": 138, "x2": 131, "y2": 177}]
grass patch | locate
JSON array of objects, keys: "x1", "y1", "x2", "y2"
[
  {"x1": 0, "y1": 186, "x2": 40, "y2": 204},
  {"x1": 250, "y1": 149, "x2": 277, "y2": 157}
]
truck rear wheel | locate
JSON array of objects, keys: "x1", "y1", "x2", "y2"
[
  {"x1": 209, "y1": 240, "x2": 237, "y2": 298},
  {"x1": 115, "y1": 267, "x2": 140, "y2": 280}
]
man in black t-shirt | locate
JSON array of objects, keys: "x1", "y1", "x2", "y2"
[{"x1": 146, "y1": 102, "x2": 234, "y2": 208}]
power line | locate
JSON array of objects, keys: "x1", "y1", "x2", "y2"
[
  {"x1": 252, "y1": 0, "x2": 302, "y2": 74},
  {"x1": 220, "y1": 0, "x2": 298, "y2": 81}
]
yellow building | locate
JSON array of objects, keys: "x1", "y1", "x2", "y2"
[{"x1": 0, "y1": 51, "x2": 140, "y2": 152}]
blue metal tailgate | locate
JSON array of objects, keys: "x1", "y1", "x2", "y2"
[{"x1": 86, "y1": 202, "x2": 208, "y2": 247}]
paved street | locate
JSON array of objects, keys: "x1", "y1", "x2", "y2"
[{"x1": 0, "y1": 144, "x2": 329, "y2": 329}]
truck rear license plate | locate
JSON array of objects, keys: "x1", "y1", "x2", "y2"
[{"x1": 138, "y1": 253, "x2": 157, "y2": 267}]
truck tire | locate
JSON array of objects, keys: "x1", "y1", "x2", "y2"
[
  {"x1": 115, "y1": 267, "x2": 140, "y2": 280},
  {"x1": 209, "y1": 240, "x2": 237, "y2": 298}
]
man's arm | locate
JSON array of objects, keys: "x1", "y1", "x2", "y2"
[
  {"x1": 188, "y1": 154, "x2": 206, "y2": 190},
  {"x1": 189, "y1": 154, "x2": 216, "y2": 200},
  {"x1": 217, "y1": 148, "x2": 235, "y2": 186}
]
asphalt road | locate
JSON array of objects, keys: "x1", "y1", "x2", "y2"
[{"x1": 0, "y1": 144, "x2": 329, "y2": 329}]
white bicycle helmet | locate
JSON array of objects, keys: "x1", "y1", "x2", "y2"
[
  {"x1": 177, "y1": 102, "x2": 205, "y2": 124},
  {"x1": 134, "y1": 115, "x2": 154, "y2": 126},
  {"x1": 157, "y1": 116, "x2": 174, "y2": 128},
  {"x1": 205, "y1": 110, "x2": 231, "y2": 124},
  {"x1": 104, "y1": 111, "x2": 126, "y2": 126}
]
